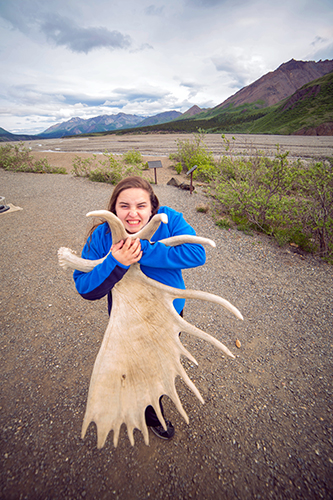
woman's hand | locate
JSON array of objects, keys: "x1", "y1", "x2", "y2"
[{"x1": 111, "y1": 238, "x2": 142, "y2": 266}]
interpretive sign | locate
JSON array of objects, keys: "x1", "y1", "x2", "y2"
[{"x1": 148, "y1": 160, "x2": 163, "y2": 184}]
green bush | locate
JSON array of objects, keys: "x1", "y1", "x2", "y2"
[
  {"x1": 203, "y1": 139, "x2": 333, "y2": 262},
  {"x1": 215, "y1": 217, "x2": 232, "y2": 229},
  {"x1": 71, "y1": 150, "x2": 143, "y2": 184},
  {"x1": 71, "y1": 155, "x2": 96, "y2": 177},
  {"x1": 122, "y1": 149, "x2": 143, "y2": 165},
  {"x1": 297, "y1": 159, "x2": 333, "y2": 260},
  {"x1": 169, "y1": 131, "x2": 216, "y2": 178},
  {"x1": 0, "y1": 143, "x2": 66, "y2": 174},
  {"x1": 175, "y1": 162, "x2": 183, "y2": 174}
]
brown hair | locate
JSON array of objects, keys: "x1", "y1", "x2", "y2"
[
  {"x1": 87, "y1": 176, "x2": 160, "y2": 239},
  {"x1": 107, "y1": 176, "x2": 159, "y2": 215}
]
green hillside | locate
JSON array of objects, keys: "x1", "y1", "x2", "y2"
[{"x1": 248, "y1": 71, "x2": 333, "y2": 134}]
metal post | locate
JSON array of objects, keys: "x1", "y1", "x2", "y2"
[
  {"x1": 186, "y1": 165, "x2": 198, "y2": 195},
  {"x1": 148, "y1": 160, "x2": 163, "y2": 185}
]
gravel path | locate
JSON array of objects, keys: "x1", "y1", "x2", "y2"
[{"x1": 1, "y1": 168, "x2": 333, "y2": 500}]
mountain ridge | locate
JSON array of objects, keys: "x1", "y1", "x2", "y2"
[
  {"x1": 41, "y1": 113, "x2": 144, "y2": 138},
  {"x1": 133, "y1": 110, "x2": 182, "y2": 127},
  {"x1": 215, "y1": 58, "x2": 333, "y2": 110}
]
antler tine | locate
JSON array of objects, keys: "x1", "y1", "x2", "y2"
[
  {"x1": 134, "y1": 213, "x2": 168, "y2": 240},
  {"x1": 86, "y1": 210, "x2": 128, "y2": 244},
  {"x1": 159, "y1": 235, "x2": 216, "y2": 248}
]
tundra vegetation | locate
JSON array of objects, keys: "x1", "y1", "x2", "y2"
[
  {"x1": 0, "y1": 142, "x2": 66, "y2": 174},
  {"x1": 170, "y1": 132, "x2": 333, "y2": 263},
  {"x1": 1, "y1": 137, "x2": 332, "y2": 263},
  {"x1": 71, "y1": 149, "x2": 145, "y2": 184}
]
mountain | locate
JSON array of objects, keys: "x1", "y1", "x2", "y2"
[
  {"x1": 249, "y1": 70, "x2": 333, "y2": 135},
  {"x1": 40, "y1": 113, "x2": 143, "y2": 138},
  {"x1": 0, "y1": 127, "x2": 36, "y2": 142},
  {"x1": 181, "y1": 105, "x2": 203, "y2": 117},
  {"x1": 39, "y1": 111, "x2": 186, "y2": 138},
  {"x1": 215, "y1": 59, "x2": 333, "y2": 110},
  {"x1": 133, "y1": 107, "x2": 204, "y2": 128},
  {"x1": 134, "y1": 110, "x2": 182, "y2": 127}
]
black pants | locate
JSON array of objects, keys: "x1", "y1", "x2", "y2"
[
  {"x1": 145, "y1": 397, "x2": 164, "y2": 427},
  {"x1": 145, "y1": 310, "x2": 183, "y2": 427}
]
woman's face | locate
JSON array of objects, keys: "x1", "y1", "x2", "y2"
[{"x1": 115, "y1": 188, "x2": 152, "y2": 233}]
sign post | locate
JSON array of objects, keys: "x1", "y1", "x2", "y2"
[
  {"x1": 186, "y1": 165, "x2": 198, "y2": 194},
  {"x1": 148, "y1": 160, "x2": 163, "y2": 184}
]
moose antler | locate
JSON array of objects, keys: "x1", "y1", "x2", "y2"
[{"x1": 58, "y1": 210, "x2": 243, "y2": 447}]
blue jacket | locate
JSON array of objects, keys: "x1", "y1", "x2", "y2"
[{"x1": 73, "y1": 206, "x2": 206, "y2": 314}]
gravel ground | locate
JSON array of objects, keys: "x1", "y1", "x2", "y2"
[{"x1": 1, "y1": 162, "x2": 333, "y2": 499}]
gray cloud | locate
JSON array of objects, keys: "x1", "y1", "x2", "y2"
[
  {"x1": 62, "y1": 94, "x2": 109, "y2": 107},
  {"x1": 309, "y1": 42, "x2": 333, "y2": 61},
  {"x1": 110, "y1": 88, "x2": 169, "y2": 103},
  {"x1": 307, "y1": 36, "x2": 333, "y2": 61},
  {"x1": 40, "y1": 15, "x2": 132, "y2": 53},
  {"x1": 180, "y1": 81, "x2": 204, "y2": 98},
  {"x1": 0, "y1": 1, "x2": 34, "y2": 32},
  {"x1": 311, "y1": 36, "x2": 328, "y2": 47},
  {"x1": 144, "y1": 4, "x2": 165, "y2": 16},
  {"x1": 185, "y1": 0, "x2": 238, "y2": 6},
  {"x1": 212, "y1": 58, "x2": 248, "y2": 87},
  {"x1": 0, "y1": 2, "x2": 132, "y2": 53},
  {"x1": 6, "y1": 84, "x2": 59, "y2": 106}
]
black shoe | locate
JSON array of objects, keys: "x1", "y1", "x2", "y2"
[{"x1": 150, "y1": 420, "x2": 175, "y2": 440}]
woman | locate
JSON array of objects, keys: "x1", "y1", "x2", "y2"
[{"x1": 73, "y1": 176, "x2": 206, "y2": 440}]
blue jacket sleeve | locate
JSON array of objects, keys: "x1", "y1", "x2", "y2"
[
  {"x1": 139, "y1": 240, "x2": 206, "y2": 269},
  {"x1": 73, "y1": 224, "x2": 129, "y2": 301},
  {"x1": 139, "y1": 209, "x2": 206, "y2": 270}
]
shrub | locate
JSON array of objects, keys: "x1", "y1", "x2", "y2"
[
  {"x1": 215, "y1": 217, "x2": 232, "y2": 229},
  {"x1": 175, "y1": 162, "x2": 183, "y2": 174},
  {"x1": 169, "y1": 131, "x2": 216, "y2": 178},
  {"x1": 196, "y1": 204, "x2": 209, "y2": 213},
  {"x1": 71, "y1": 155, "x2": 96, "y2": 177},
  {"x1": 214, "y1": 149, "x2": 299, "y2": 232},
  {"x1": 122, "y1": 149, "x2": 143, "y2": 165},
  {"x1": 0, "y1": 143, "x2": 66, "y2": 174},
  {"x1": 297, "y1": 158, "x2": 333, "y2": 260},
  {"x1": 71, "y1": 150, "x2": 143, "y2": 184},
  {"x1": 169, "y1": 133, "x2": 333, "y2": 262}
]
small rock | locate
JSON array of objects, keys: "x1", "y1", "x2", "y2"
[{"x1": 167, "y1": 177, "x2": 180, "y2": 187}]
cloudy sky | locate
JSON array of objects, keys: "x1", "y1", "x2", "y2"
[{"x1": 0, "y1": 0, "x2": 332, "y2": 134}]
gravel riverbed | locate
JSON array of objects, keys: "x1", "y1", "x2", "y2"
[{"x1": 1, "y1": 157, "x2": 333, "y2": 499}]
